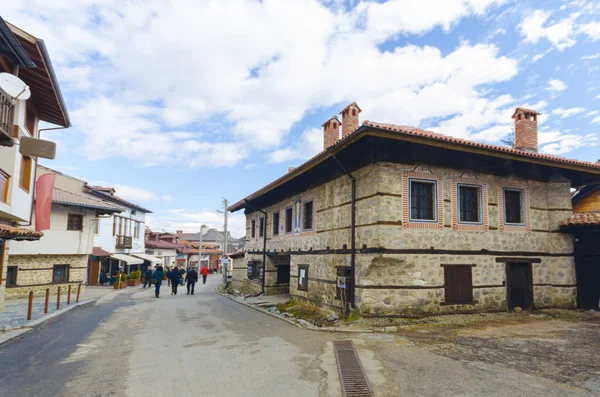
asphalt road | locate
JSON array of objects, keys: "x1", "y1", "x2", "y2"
[{"x1": 0, "y1": 276, "x2": 594, "y2": 397}]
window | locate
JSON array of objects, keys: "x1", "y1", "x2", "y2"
[
  {"x1": 0, "y1": 170, "x2": 8, "y2": 204},
  {"x1": 25, "y1": 104, "x2": 36, "y2": 135},
  {"x1": 410, "y1": 180, "x2": 436, "y2": 221},
  {"x1": 272, "y1": 212, "x2": 280, "y2": 235},
  {"x1": 94, "y1": 218, "x2": 99, "y2": 234},
  {"x1": 112, "y1": 216, "x2": 116, "y2": 236},
  {"x1": 134, "y1": 221, "x2": 139, "y2": 239},
  {"x1": 0, "y1": 239, "x2": 5, "y2": 285},
  {"x1": 247, "y1": 261, "x2": 261, "y2": 280},
  {"x1": 504, "y1": 188, "x2": 525, "y2": 225},
  {"x1": 67, "y1": 214, "x2": 83, "y2": 231},
  {"x1": 251, "y1": 219, "x2": 256, "y2": 238},
  {"x1": 444, "y1": 265, "x2": 473, "y2": 304},
  {"x1": 52, "y1": 265, "x2": 70, "y2": 283},
  {"x1": 259, "y1": 216, "x2": 264, "y2": 238},
  {"x1": 19, "y1": 156, "x2": 32, "y2": 192},
  {"x1": 285, "y1": 207, "x2": 293, "y2": 233},
  {"x1": 6, "y1": 266, "x2": 17, "y2": 287},
  {"x1": 298, "y1": 265, "x2": 309, "y2": 292},
  {"x1": 303, "y1": 201, "x2": 313, "y2": 231},
  {"x1": 458, "y1": 185, "x2": 482, "y2": 223}
]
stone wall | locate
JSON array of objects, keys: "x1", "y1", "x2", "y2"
[
  {"x1": 5, "y1": 254, "x2": 87, "y2": 299},
  {"x1": 239, "y1": 162, "x2": 577, "y2": 315},
  {"x1": 0, "y1": 240, "x2": 8, "y2": 311}
]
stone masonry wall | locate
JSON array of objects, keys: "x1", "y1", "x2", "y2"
[
  {"x1": 239, "y1": 161, "x2": 576, "y2": 315},
  {"x1": 5, "y1": 254, "x2": 87, "y2": 299}
]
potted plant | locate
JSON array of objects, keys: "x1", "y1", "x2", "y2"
[
  {"x1": 128, "y1": 270, "x2": 141, "y2": 286},
  {"x1": 113, "y1": 273, "x2": 128, "y2": 289}
]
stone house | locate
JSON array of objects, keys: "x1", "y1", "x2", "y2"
[
  {"x1": 229, "y1": 103, "x2": 600, "y2": 316},
  {"x1": 6, "y1": 166, "x2": 122, "y2": 299},
  {"x1": 0, "y1": 18, "x2": 69, "y2": 309}
]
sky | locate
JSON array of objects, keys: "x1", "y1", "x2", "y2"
[{"x1": 4, "y1": 0, "x2": 600, "y2": 238}]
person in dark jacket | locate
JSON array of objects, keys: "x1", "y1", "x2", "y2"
[
  {"x1": 185, "y1": 267, "x2": 199, "y2": 295},
  {"x1": 143, "y1": 266, "x2": 153, "y2": 288},
  {"x1": 154, "y1": 265, "x2": 165, "y2": 298},
  {"x1": 167, "y1": 267, "x2": 181, "y2": 295},
  {"x1": 178, "y1": 266, "x2": 186, "y2": 286}
]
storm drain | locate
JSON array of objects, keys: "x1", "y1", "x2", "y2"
[{"x1": 333, "y1": 340, "x2": 374, "y2": 397}]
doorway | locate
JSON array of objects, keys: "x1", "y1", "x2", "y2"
[
  {"x1": 89, "y1": 259, "x2": 100, "y2": 286},
  {"x1": 506, "y1": 262, "x2": 533, "y2": 310}
]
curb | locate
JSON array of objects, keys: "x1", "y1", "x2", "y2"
[{"x1": 217, "y1": 290, "x2": 395, "y2": 334}]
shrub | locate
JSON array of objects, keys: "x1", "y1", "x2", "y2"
[{"x1": 130, "y1": 270, "x2": 141, "y2": 280}]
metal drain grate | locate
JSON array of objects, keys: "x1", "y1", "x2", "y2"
[{"x1": 333, "y1": 340, "x2": 374, "y2": 397}]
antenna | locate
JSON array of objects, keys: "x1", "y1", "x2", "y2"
[{"x1": 0, "y1": 73, "x2": 31, "y2": 100}]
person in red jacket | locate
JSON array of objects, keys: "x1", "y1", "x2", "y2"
[{"x1": 200, "y1": 265, "x2": 210, "y2": 284}]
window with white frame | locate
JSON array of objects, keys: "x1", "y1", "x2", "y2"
[
  {"x1": 409, "y1": 179, "x2": 437, "y2": 221},
  {"x1": 503, "y1": 188, "x2": 525, "y2": 225},
  {"x1": 458, "y1": 184, "x2": 482, "y2": 224}
]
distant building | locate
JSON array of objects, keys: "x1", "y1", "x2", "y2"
[
  {"x1": 145, "y1": 231, "x2": 183, "y2": 268},
  {"x1": 176, "y1": 228, "x2": 243, "y2": 253}
]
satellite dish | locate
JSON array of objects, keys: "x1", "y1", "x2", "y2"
[{"x1": 0, "y1": 73, "x2": 31, "y2": 100}]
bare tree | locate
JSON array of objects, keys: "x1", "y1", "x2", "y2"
[{"x1": 501, "y1": 127, "x2": 516, "y2": 148}]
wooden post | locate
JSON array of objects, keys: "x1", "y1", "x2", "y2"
[
  {"x1": 67, "y1": 284, "x2": 71, "y2": 305},
  {"x1": 44, "y1": 288, "x2": 49, "y2": 314},
  {"x1": 76, "y1": 282, "x2": 81, "y2": 303},
  {"x1": 27, "y1": 291, "x2": 33, "y2": 320},
  {"x1": 57, "y1": 287, "x2": 61, "y2": 310}
]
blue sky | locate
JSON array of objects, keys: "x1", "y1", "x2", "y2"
[{"x1": 4, "y1": 0, "x2": 600, "y2": 237}]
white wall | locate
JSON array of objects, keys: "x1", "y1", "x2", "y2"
[
  {"x1": 9, "y1": 204, "x2": 95, "y2": 255},
  {"x1": 145, "y1": 248, "x2": 177, "y2": 267},
  {"x1": 93, "y1": 206, "x2": 147, "y2": 255}
]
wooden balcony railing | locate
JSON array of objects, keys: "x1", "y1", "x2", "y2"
[
  {"x1": 116, "y1": 235, "x2": 133, "y2": 249},
  {"x1": 0, "y1": 88, "x2": 15, "y2": 145}
]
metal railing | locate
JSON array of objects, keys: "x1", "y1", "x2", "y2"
[
  {"x1": 116, "y1": 235, "x2": 133, "y2": 249},
  {"x1": 0, "y1": 88, "x2": 15, "y2": 140}
]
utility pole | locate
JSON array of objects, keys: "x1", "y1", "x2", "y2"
[{"x1": 222, "y1": 198, "x2": 229, "y2": 285}]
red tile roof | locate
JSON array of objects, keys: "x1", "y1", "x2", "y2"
[
  {"x1": 0, "y1": 224, "x2": 43, "y2": 241},
  {"x1": 145, "y1": 239, "x2": 184, "y2": 249},
  {"x1": 92, "y1": 246, "x2": 112, "y2": 257},
  {"x1": 561, "y1": 212, "x2": 600, "y2": 227}
]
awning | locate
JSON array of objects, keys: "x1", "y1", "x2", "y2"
[
  {"x1": 0, "y1": 224, "x2": 43, "y2": 241},
  {"x1": 131, "y1": 253, "x2": 162, "y2": 264},
  {"x1": 110, "y1": 253, "x2": 143, "y2": 265},
  {"x1": 188, "y1": 255, "x2": 199, "y2": 263},
  {"x1": 92, "y1": 247, "x2": 112, "y2": 257}
]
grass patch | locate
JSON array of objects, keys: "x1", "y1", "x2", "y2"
[{"x1": 277, "y1": 299, "x2": 331, "y2": 327}]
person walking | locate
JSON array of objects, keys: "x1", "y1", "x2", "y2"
[
  {"x1": 143, "y1": 266, "x2": 153, "y2": 288},
  {"x1": 154, "y1": 265, "x2": 165, "y2": 298},
  {"x1": 200, "y1": 264, "x2": 209, "y2": 285},
  {"x1": 167, "y1": 267, "x2": 181, "y2": 295},
  {"x1": 185, "y1": 267, "x2": 199, "y2": 295}
]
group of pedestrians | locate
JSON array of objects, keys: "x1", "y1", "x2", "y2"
[{"x1": 143, "y1": 264, "x2": 211, "y2": 298}]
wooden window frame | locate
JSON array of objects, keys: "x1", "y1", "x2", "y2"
[
  {"x1": 402, "y1": 171, "x2": 444, "y2": 230},
  {"x1": 285, "y1": 206, "x2": 293, "y2": 234},
  {"x1": 498, "y1": 183, "x2": 530, "y2": 232},
  {"x1": 19, "y1": 156, "x2": 33, "y2": 193},
  {"x1": 452, "y1": 177, "x2": 488, "y2": 232},
  {"x1": 409, "y1": 179, "x2": 437, "y2": 222},
  {"x1": 251, "y1": 219, "x2": 256, "y2": 238},
  {"x1": 298, "y1": 264, "x2": 309, "y2": 292},
  {"x1": 67, "y1": 213, "x2": 83, "y2": 231},
  {"x1": 272, "y1": 212, "x2": 280, "y2": 236},
  {"x1": 94, "y1": 218, "x2": 99, "y2": 234},
  {"x1": 0, "y1": 169, "x2": 9, "y2": 204},
  {"x1": 458, "y1": 184, "x2": 483, "y2": 224},
  {"x1": 52, "y1": 264, "x2": 70, "y2": 283},
  {"x1": 302, "y1": 200, "x2": 314, "y2": 231},
  {"x1": 503, "y1": 188, "x2": 526, "y2": 226},
  {"x1": 112, "y1": 216, "x2": 116, "y2": 236},
  {"x1": 6, "y1": 265, "x2": 18, "y2": 287},
  {"x1": 25, "y1": 102, "x2": 36, "y2": 136},
  {"x1": 443, "y1": 265, "x2": 475, "y2": 304}
]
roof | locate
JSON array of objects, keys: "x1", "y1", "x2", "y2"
[
  {"x1": 145, "y1": 239, "x2": 184, "y2": 249},
  {"x1": 52, "y1": 188, "x2": 123, "y2": 213},
  {"x1": 178, "y1": 228, "x2": 231, "y2": 241},
  {"x1": 92, "y1": 246, "x2": 112, "y2": 257},
  {"x1": 228, "y1": 251, "x2": 245, "y2": 259},
  {"x1": 6, "y1": 22, "x2": 70, "y2": 127},
  {"x1": 178, "y1": 247, "x2": 197, "y2": 254},
  {"x1": 0, "y1": 224, "x2": 43, "y2": 241},
  {"x1": 229, "y1": 120, "x2": 600, "y2": 212},
  {"x1": 340, "y1": 102, "x2": 362, "y2": 113},
  {"x1": 84, "y1": 185, "x2": 152, "y2": 213},
  {"x1": 561, "y1": 213, "x2": 600, "y2": 228},
  {"x1": 0, "y1": 16, "x2": 35, "y2": 68},
  {"x1": 572, "y1": 184, "x2": 600, "y2": 203},
  {"x1": 512, "y1": 107, "x2": 541, "y2": 117},
  {"x1": 322, "y1": 115, "x2": 340, "y2": 127}
]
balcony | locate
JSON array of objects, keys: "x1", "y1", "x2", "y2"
[
  {"x1": 116, "y1": 235, "x2": 133, "y2": 249},
  {"x1": 0, "y1": 89, "x2": 15, "y2": 147}
]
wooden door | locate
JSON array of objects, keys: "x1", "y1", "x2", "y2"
[
  {"x1": 506, "y1": 262, "x2": 533, "y2": 310},
  {"x1": 89, "y1": 259, "x2": 100, "y2": 286}
]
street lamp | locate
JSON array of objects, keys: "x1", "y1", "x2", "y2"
[{"x1": 198, "y1": 224, "x2": 208, "y2": 271}]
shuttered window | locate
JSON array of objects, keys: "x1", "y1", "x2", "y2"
[{"x1": 444, "y1": 265, "x2": 473, "y2": 304}]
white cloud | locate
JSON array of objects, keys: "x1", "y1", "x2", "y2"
[
  {"x1": 581, "y1": 53, "x2": 600, "y2": 60},
  {"x1": 546, "y1": 79, "x2": 567, "y2": 93},
  {"x1": 551, "y1": 107, "x2": 585, "y2": 118},
  {"x1": 580, "y1": 22, "x2": 600, "y2": 40},
  {"x1": 519, "y1": 10, "x2": 578, "y2": 51},
  {"x1": 269, "y1": 128, "x2": 323, "y2": 164},
  {"x1": 148, "y1": 210, "x2": 246, "y2": 238},
  {"x1": 592, "y1": 116, "x2": 600, "y2": 124},
  {"x1": 587, "y1": 110, "x2": 599, "y2": 116},
  {"x1": 596, "y1": 94, "x2": 600, "y2": 100},
  {"x1": 93, "y1": 183, "x2": 172, "y2": 204},
  {"x1": 539, "y1": 131, "x2": 598, "y2": 154}
]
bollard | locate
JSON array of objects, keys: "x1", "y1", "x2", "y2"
[
  {"x1": 44, "y1": 288, "x2": 49, "y2": 314},
  {"x1": 27, "y1": 291, "x2": 33, "y2": 320},
  {"x1": 76, "y1": 282, "x2": 81, "y2": 303},
  {"x1": 57, "y1": 286, "x2": 61, "y2": 310},
  {"x1": 67, "y1": 284, "x2": 71, "y2": 305}
]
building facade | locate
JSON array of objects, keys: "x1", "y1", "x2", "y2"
[{"x1": 230, "y1": 103, "x2": 600, "y2": 316}]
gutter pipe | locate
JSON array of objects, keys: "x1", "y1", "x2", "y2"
[
  {"x1": 243, "y1": 199, "x2": 267, "y2": 294},
  {"x1": 333, "y1": 155, "x2": 356, "y2": 309}
]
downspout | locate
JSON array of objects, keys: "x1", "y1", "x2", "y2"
[
  {"x1": 333, "y1": 155, "x2": 356, "y2": 309},
  {"x1": 20, "y1": 125, "x2": 69, "y2": 227},
  {"x1": 243, "y1": 200, "x2": 267, "y2": 295}
]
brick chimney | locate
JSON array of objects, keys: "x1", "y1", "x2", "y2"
[
  {"x1": 512, "y1": 107, "x2": 540, "y2": 152},
  {"x1": 340, "y1": 102, "x2": 361, "y2": 139},
  {"x1": 322, "y1": 115, "x2": 340, "y2": 149}
]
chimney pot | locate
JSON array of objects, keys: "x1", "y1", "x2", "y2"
[
  {"x1": 340, "y1": 102, "x2": 362, "y2": 139},
  {"x1": 512, "y1": 107, "x2": 540, "y2": 152},
  {"x1": 322, "y1": 115, "x2": 340, "y2": 149}
]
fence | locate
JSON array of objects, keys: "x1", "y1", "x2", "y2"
[{"x1": 26, "y1": 282, "x2": 82, "y2": 321}]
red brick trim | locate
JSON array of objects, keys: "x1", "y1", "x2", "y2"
[
  {"x1": 451, "y1": 177, "x2": 488, "y2": 232},
  {"x1": 498, "y1": 182, "x2": 531, "y2": 232},
  {"x1": 402, "y1": 171, "x2": 443, "y2": 230}
]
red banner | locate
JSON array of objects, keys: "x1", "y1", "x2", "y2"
[{"x1": 35, "y1": 173, "x2": 56, "y2": 232}]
